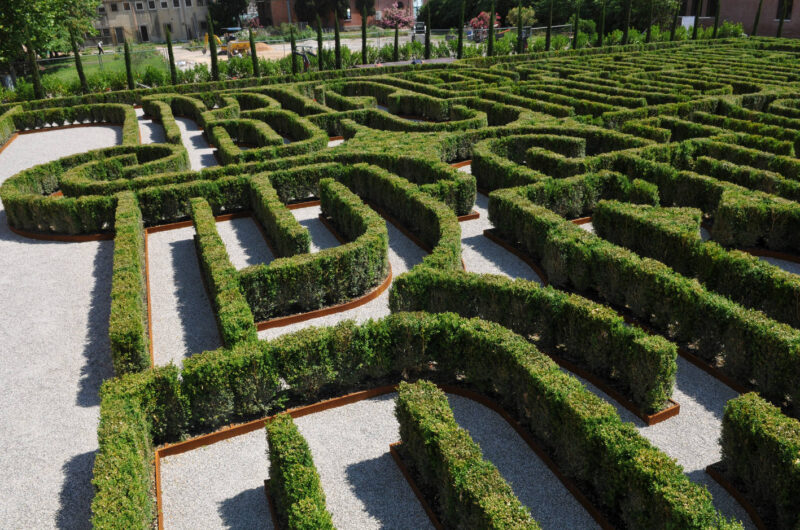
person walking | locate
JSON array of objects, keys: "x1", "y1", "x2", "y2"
[{"x1": 97, "y1": 41, "x2": 104, "y2": 55}]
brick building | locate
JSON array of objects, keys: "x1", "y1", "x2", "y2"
[
  {"x1": 255, "y1": 0, "x2": 422, "y2": 29},
  {"x1": 680, "y1": 0, "x2": 798, "y2": 37}
]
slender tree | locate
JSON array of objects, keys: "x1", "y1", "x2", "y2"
[
  {"x1": 597, "y1": 0, "x2": 606, "y2": 46},
  {"x1": 394, "y1": 23, "x2": 400, "y2": 60},
  {"x1": 290, "y1": 25, "x2": 298, "y2": 73},
  {"x1": 713, "y1": 0, "x2": 721, "y2": 37},
  {"x1": 167, "y1": 26, "x2": 179, "y2": 84},
  {"x1": 545, "y1": 0, "x2": 553, "y2": 50},
  {"x1": 752, "y1": 0, "x2": 764, "y2": 36},
  {"x1": 516, "y1": 0, "x2": 524, "y2": 54},
  {"x1": 457, "y1": 0, "x2": 465, "y2": 58},
  {"x1": 26, "y1": 40, "x2": 45, "y2": 99},
  {"x1": 424, "y1": 2, "x2": 431, "y2": 59},
  {"x1": 646, "y1": 0, "x2": 654, "y2": 42},
  {"x1": 334, "y1": 13, "x2": 342, "y2": 68},
  {"x1": 378, "y1": 3, "x2": 412, "y2": 62},
  {"x1": 572, "y1": 0, "x2": 581, "y2": 49},
  {"x1": 248, "y1": 27, "x2": 260, "y2": 76},
  {"x1": 124, "y1": 38, "x2": 134, "y2": 89},
  {"x1": 670, "y1": 1, "x2": 681, "y2": 40},
  {"x1": 207, "y1": 14, "x2": 219, "y2": 81},
  {"x1": 692, "y1": 0, "x2": 703, "y2": 39},
  {"x1": 777, "y1": 0, "x2": 787, "y2": 37},
  {"x1": 70, "y1": 32, "x2": 89, "y2": 93},
  {"x1": 356, "y1": 0, "x2": 374, "y2": 64},
  {"x1": 622, "y1": 0, "x2": 632, "y2": 45},
  {"x1": 487, "y1": 0, "x2": 496, "y2": 56},
  {"x1": 316, "y1": 14, "x2": 325, "y2": 70}
]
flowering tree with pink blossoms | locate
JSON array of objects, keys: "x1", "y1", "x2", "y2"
[
  {"x1": 379, "y1": 2, "x2": 414, "y2": 61},
  {"x1": 469, "y1": 11, "x2": 501, "y2": 29}
]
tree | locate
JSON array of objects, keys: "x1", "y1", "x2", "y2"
[
  {"x1": 378, "y1": 3, "x2": 414, "y2": 62},
  {"x1": 316, "y1": 15, "x2": 324, "y2": 70},
  {"x1": 355, "y1": 0, "x2": 375, "y2": 64},
  {"x1": 597, "y1": 0, "x2": 607, "y2": 46},
  {"x1": 545, "y1": 0, "x2": 554, "y2": 50},
  {"x1": 290, "y1": 25, "x2": 298, "y2": 74},
  {"x1": 692, "y1": 0, "x2": 703, "y2": 39},
  {"x1": 123, "y1": 39, "x2": 134, "y2": 89},
  {"x1": 207, "y1": 14, "x2": 219, "y2": 81},
  {"x1": 670, "y1": 1, "x2": 680, "y2": 40},
  {"x1": 645, "y1": 0, "x2": 654, "y2": 42},
  {"x1": 248, "y1": 28, "x2": 260, "y2": 77},
  {"x1": 507, "y1": 5, "x2": 536, "y2": 26},
  {"x1": 69, "y1": 32, "x2": 88, "y2": 93},
  {"x1": 425, "y1": 1, "x2": 432, "y2": 59},
  {"x1": 26, "y1": 42, "x2": 45, "y2": 99},
  {"x1": 208, "y1": 0, "x2": 248, "y2": 29},
  {"x1": 457, "y1": 0, "x2": 465, "y2": 58},
  {"x1": 777, "y1": 0, "x2": 787, "y2": 37},
  {"x1": 621, "y1": 0, "x2": 632, "y2": 44},
  {"x1": 713, "y1": 0, "x2": 721, "y2": 37},
  {"x1": 334, "y1": 15, "x2": 341, "y2": 68},
  {"x1": 167, "y1": 27, "x2": 179, "y2": 84},
  {"x1": 752, "y1": 0, "x2": 764, "y2": 36},
  {"x1": 487, "y1": 0, "x2": 496, "y2": 56},
  {"x1": 469, "y1": 11, "x2": 501, "y2": 28},
  {"x1": 572, "y1": 0, "x2": 581, "y2": 49}
]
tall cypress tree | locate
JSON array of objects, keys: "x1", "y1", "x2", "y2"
[
  {"x1": 124, "y1": 39, "x2": 134, "y2": 89},
  {"x1": 516, "y1": 0, "x2": 524, "y2": 54},
  {"x1": 457, "y1": 0, "x2": 465, "y2": 58},
  {"x1": 167, "y1": 27, "x2": 178, "y2": 84},
  {"x1": 290, "y1": 25, "x2": 298, "y2": 74},
  {"x1": 713, "y1": 0, "x2": 722, "y2": 37},
  {"x1": 692, "y1": 0, "x2": 703, "y2": 39},
  {"x1": 777, "y1": 0, "x2": 787, "y2": 37},
  {"x1": 545, "y1": 0, "x2": 553, "y2": 51},
  {"x1": 487, "y1": 0, "x2": 495, "y2": 56},
  {"x1": 597, "y1": 0, "x2": 606, "y2": 46},
  {"x1": 393, "y1": 24, "x2": 400, "y2": 61},
  {"x1": 752, "y1": 0, "x2": 764, "y2": 36},
  {"x1": 334, "y1": 14, "x2": 342, "y2": 69},
  {"x1": 207, "y1": 15, "x2": 219, "y2": 81},
  {"x1": 670, "y1": 2, "x2": 681, "y2": 40},
  {"x1": 424, "y1": 3, "x2": 431, "y2": 59},
  {"x1": 622, "y1": 0, "x2": 632, "y2": 45},
  {"x1": 572, "y1": 0, "x2": 581, "y2": 49},
  {"x1": 316, "y1": 15, "x2": 324, "y2": 70},
  {"x1": 27, "y1": 40, "x2": 44, "y2": 99},
  {"x1": 646, "y1": 0, "x2": 654, "y2": 42},
  {"x1": 249, "y1": 28, "x2": 260, "y2": 76},
  {"x1": 70, "y1": 32, "x2": 89, "y2": 93}
]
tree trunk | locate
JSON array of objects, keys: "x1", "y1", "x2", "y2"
[
  {"x1": 692, "y1": 0, "x2": 703, "y2": 39},
  {"x1": 572, "y1": 1, "x2": 581, "y2": 49},
  {"x1": 394, "y1": 26, "x2": 399, "y2": 61},
  {"x1": 168, "y1": 27, "x2": 180, "y2": 83},
  {"x1": 598, "y1": 0, "x2": 606, "y2": 47},
  {"x1": 316, "y1": 15, "x2": 324, "y2": 70},
  {"x1": 334, "y1": 15, "x2": 342, "y2": 69},
  {"x1": 752, "y1": 0, "x2": 764, "y2": 36},
  {"x1": 670, "y1": 2, "x2": 680, "y2": 40},
  {"x1": 646, "y1": 0, "x2": 654, "y2": 42},
  {"x1": 487, "y1": 0, "x2": 495, "y2": 56},
  {"x1": 622, "y1": 0, "x2": 632, "y2": 45},
  {"x1": 457, "y1": 0, "x2": 465, "y2": 58},
  {"x1": 361, "y1": 7, "x2": 368, "y2": 64},
  {"x1": 290, "y1": 26, "x2": 298, "y2": 74},
  {"x1": 713, "y1": 0, "x2": 722, "y2": 38},
  {"x1": 777, "y1": 0, "x2": 787, "y2": 37},
  {"x1": 516, "y1": 0, "x2": 524, "y2": 54},
  {"x1": 124, "y1": 39, "x2": 135, "y2": 89},
  {"x1": 26, "y1": 41, "x2": 44, "y2": 99},
  {"x1": 70, "y1": 33, "x2": 89, "y2": 93},
  {"x1": 545, "y1": 0, "x2": 553, "y2": 51},
  {"x1": 425, "y1": 5, "x2": 431, "y2": 59}
]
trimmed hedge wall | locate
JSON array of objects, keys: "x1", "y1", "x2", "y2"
[
  {"x1": 109, "y1": 191, "x2": 150, "y2": 374},
  {"x1": 395, "y1": 380, "x2": 538, "y2": 528},
  {"x1": 248, "y1": 173, "x2": 310, "y2": 257},
  {"x1": 190, "y1": 197, "x2": 258, "y2": 346},
  {"x1": 721, "y1": 393, "x2": 800, "y2": 529},
  {"x1": 593, "y1": 200, "x2": 800, "y2": 328},
  {"x1": 140, "y1": 97, "x2": 182, "y2": 144},
  {"x1": 489, "y1": 186, "x2": 800, "y2": 418},
  {"x1": 266, "y1": 414, "x2": 335, "y2": 529},
  {"x1": 0, "y1": 105, "x2": 20, "y2": 147},
  {"x1": 93, "y1": 312, "x2": 741, "y2": 529},
  {"x1": 10, "y1": 103, "x2": 139, "y2": 145}
]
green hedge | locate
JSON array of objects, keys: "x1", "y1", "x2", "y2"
[
  {"x1": 266, "y1": 414, "x2": 335, "y2": 529},
  {"x1": 248, "y1": 173, "x2": 310, "y2": 257},
  {"x1": 0, "y1": 105, "x2": 20, "y2": 147},
  {"x1": 593, "y1": 200, "x2": 800, "y2": 328},
  {"x1": 10, "y1": 103, "x2": 139, "y2": 145},
  {"x1": 721, "y1": 393, "x2": 800, "y2": 529},
  {"x1": 395, "y1": 380, "x2": 538, "y2": 528},
  {"x1": 390, "y1": 266, "x2": 677, "y2": 414},
  {"x1": 109, "y1": 191, "x2": 150, "y2": 374},
  {"x1": 190, "y1": 197, "x2": 257, "y2": 346},
  {"x1": 489, "y1": 186, "x2": 800, "y2": 418},
  {"x1": 239, "y1": 177, "x2": 388, "y2": 320},
  {"x1": 140, "y1": 97, "x2": 182, "y2": 144}
]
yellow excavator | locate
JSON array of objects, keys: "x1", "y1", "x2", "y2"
[{"x1": 203, "y1": 33, "x2": 250, "y2": 55}]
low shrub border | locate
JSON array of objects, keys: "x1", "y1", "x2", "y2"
[
  {"x1": 394, "y1": 380, "x2": 538, "y2": 528},
  {"x1": 266, "y1": 413, "x2": 335, "y2": 529}
]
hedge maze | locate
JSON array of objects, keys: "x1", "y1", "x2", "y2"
[{"x1": 4, "y1": 38, "x2": 800, "y2": 529}]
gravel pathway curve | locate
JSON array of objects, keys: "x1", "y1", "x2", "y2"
[
  {"x1": 290, "y1": 205, "x2": 340, "y2": 252},
  {"x1": 175, "y1": 117, "x2": 218, "y2": 170},
  {"x1": 0, "y1": 127, "x2": 119, "y2": 528},
  {"x1": 216, "y1": 217, "x2": 275, "y2": 269},
  {"x1": 148, "y1": 226, "x2": 222, "y2": 365},
  {"x1": 135, "y1": 107, "x2": 166, "y2": 144},
  {"x1": 758, "y1": 255, "x2": 800, "y2": 275}
]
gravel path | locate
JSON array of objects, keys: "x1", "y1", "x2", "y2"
[
  {"x1": 216, "y1": 217, "x2": 274, "y2": 269},
  {"x1": 258, "y1": 220, "x2": 426, "y2": 340},
  {"x1": 148, "y1": 226, "x2": 222, "y2": 365},
  {"x1": 0, "y1": 126, "x2": 119, "y2": 528},
  {"x1": 460, "y1": 193, "x2": 543, "y2": 283},
  {"x1": 175, "y1": 117, "x2": 218, "y2": 170},
  {"x1": 578, "y1": 221, "x2": 594, "y2": 233},
  {"x1": 160, "y1": 392, "x2": 594, "y2": 529},
  {"x1": 328, "y1": 138, "x2": 345, "y2": 147},
  {"x1": 758, "y1": 255, "x2": 800, "y2": 275},
  {"x1": 135, "y1": 107, "x2": 166, "y2": 144},
  {"x1": 290, "y1": 205, "x2": 339, "y2": 252}
]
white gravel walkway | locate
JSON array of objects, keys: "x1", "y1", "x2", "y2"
[
  {"x1": 175, "y1": 117, "x2": 218, "y2": 170},
  {"x1": 328, "y1": 138, "x2": 345, "y2": 147},
  {"x1": 135, "y1": 107, "x2": 166, "y2": 144},
  {"x1": 0, "y1": 126, "x2": 119, "y2": 528},
  {"x1": 148, "y1": 226, "x2": 222, "y2": 365},
  {"x1": 160, "y1": 392, "x2": 597, "y2": 529},
  {"x1": 291, "y1": 205, "x2": 339, "y2": 252},
  {"x1": 461, "y1": 193, "x2": 543, "y2": 282},
  {"x1": 758, "y1": 255, "x2": 800, "y2": 275},
  {"x1": 216, "y1": 217, "x2": 275, "y2": 269},
  {"x1": 578, "y1": 221, "x2": 594, "y2": 233},
  {"x1": 258, "y1": 220, "x2": 426, "y2": 340}
]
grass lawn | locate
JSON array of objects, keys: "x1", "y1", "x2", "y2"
[{"x1": 41, "y1": 50, "x2": 167, "y2": 83}]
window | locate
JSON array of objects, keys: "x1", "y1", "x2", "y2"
[
  {"x1": 102, "y1": 28, "x2": 111, "y2": 37},
  {"x1": 123, "y1": 1, "x2": 130, "y2": 9},
  {"x1": 173, "y1": 0, "x2": 179, "y2": 5},
  {"x1": 135, "y1": 2, "x2": 144, "y2": 10},
  {"x1": 200, "y1": 20, "x2": 207, "y2": 30},
  {"x1": 778, "y1": 0, "x2": 794, "y2": 19},
  {"x1": 184, "y1": 0, "x2": 191, "y2": 6},
  {"x1": 148, "y1": 0, "x2": 155, "y2": 8},
  {"x1": 110, "y1": 2, "x2": 119, "y2": 11},
  {"x1": 161, "y1": 1, "x2": 167, "y2": 7},
  {"x1": 98, "y1": 5, "x2": 106, "y2": 14},
  {"x1": 198, "y1": 0, "x2": 205, "y2": 5}
]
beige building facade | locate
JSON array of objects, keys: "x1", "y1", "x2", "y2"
[{"x1": 92, "y1": 0, "x2": 211, "y2": 44}]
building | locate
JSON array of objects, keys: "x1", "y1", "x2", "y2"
[
  {"x1": 679, "y1": 0, "x2": 798, "y2": 37},
  {"x1": 255, "y1": 0, "x2": 421, "y2": 29},
  {"x1": 92, "y1": 0, "x2": 212, "y2": 44}
]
